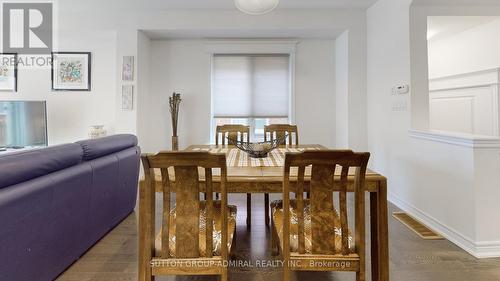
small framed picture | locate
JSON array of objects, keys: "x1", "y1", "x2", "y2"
[
  {"x1": 122, "y1": 56, "x2": 134, "y2": 81},
  {"x1": 52, "y1": 52, "x2": 91, "y2": 91},
  {"x1": 0, "y1": 53, "x2": 18, "y2": 92},
  {"x1": 122, "y1": 85, "x2": 134, "y2": 111}
]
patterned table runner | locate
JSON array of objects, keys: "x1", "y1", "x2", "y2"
[{"x1": 191, "y1": 147, "x2": 322, "y2": 167}]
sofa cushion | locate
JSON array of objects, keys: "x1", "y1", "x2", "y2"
[
  {"x1": 76, "y1": 134, "x2": 138, "y2": 161},
  {"x1": 0, "y1": 144, "x2": 83, "y2": 189}
]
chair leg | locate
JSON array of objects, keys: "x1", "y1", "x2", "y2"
[
  {"x1": 221, "y1": 268, "x2": 228, "y2": 281},
  {"x1": 138, "y1": 261, "x2": 154, "y2": 281},
  {"x1": 216, "y1": 193, "x2": 220, "y2": 200},
  {"x1": 246, "y1": 193, "x2": 251, "y2": 227},
  {"x1": 271, "y1": 214, "x2": 279, "y2": 256},
  {"x1": 264, "y1": 193, "x2": 270, "y2": 226},
  {"x1": 306, "y1": 191, "x2": 310, "y2": 199},
  {"x1": 283, "y1": 265, "x2": 291, "y2": 281}
]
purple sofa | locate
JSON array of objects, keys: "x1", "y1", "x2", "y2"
[{"x1": 0, "y1": 134, "x2": 140, "y2": 281}]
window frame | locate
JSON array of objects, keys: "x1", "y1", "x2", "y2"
[{"x1": 208, "y1": 41, "x2": 297, "y2": 144}]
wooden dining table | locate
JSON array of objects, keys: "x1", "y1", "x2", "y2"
[{"x1": 140, "y1": 144, "x2": 389, "y2": 281}]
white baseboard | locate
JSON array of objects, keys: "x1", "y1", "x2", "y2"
[{"x1": 388, "y1": 192, "x2": 500, "y2": 258}]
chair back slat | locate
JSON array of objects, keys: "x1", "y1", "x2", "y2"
[
  {"x1": 220, "y1": 167, "x2": 229, "y2": 260},
  {"x1": 283, "y1": 150, "x2": 370, "y2": 257},
  {"x1": 215, "y1": 125, "x2": 250, "y2": 145},
  {"x1": 205, "y1": 168, "x2": 214, "y2": 258},
  {"x1": 296, "y1": 165, "x2": 306, "y2": 254},
  {"x1": 174, "y1": 166, "x2": 201, "y2": 258},
  {"x1": 141, "y1": 152, "x2": 228, "y2": 260},
  {"x1": 310, "y1": 164, "x2": 337, "y2": 255},
  {"x1": 160, "y1": 168, "x2": 171, "y2": 258},
  {"x1": 339, "y1": 165, "x2": 350, "y2": 255},
  {"x1": 264, "y1": 124, "x2": 298, "y2": 145}
]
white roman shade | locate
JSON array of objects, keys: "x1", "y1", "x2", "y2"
[{"x1": 212, "y1": 54, "x2": 290, "y2": 118}]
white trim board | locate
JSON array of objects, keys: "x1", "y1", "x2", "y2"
[
  {"x1": 409, "y1": 130, "x2": 500, "y2": 149},
  {"x1": 429, "y1": 68, "x2": 500, "y2": 91},
  {"x1": 388, "y1": 192, "x2": 500, "y2": 258}
]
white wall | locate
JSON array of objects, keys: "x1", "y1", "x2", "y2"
[
  {"x1": 115, "y1": 30, "x2": 140, "y2": 135},
  {"x1": 295, "y1": 40, "x2": 336, "y2": 147},
  {"x1": 428, "y1": 18, "x2": 500, "y2": 78},
  {"x1": 56, "y1": 8, "x2": 367, "y2": 151},
  {"x1": 142, "y1": 39, "x2": 336, "y2": 153},
  {"x1": 427, "y1": 18, "x2": 500, "y2": 136},
  {"x1": 0, "y1": 30, "x2": 117, "y2": 145},
  {"x1": 367, "y1": 0, "x2": 500, "y2": 258},
  {"x1": 335, "y1": 31, "x2": 349, "y2": 148},
  {"x1": 136, "y1": 31, "x2": 152, "y2": 150}
]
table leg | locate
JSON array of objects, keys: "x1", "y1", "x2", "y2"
[
  {"x1": 246, "y1": 193, "x2": 252, "y2": 227},
  {"x1": 264, "y1": 193, "x2": 270, "y2": 226},
  {"x1": 370, "y1": 180, "x2": 389, "y2": 281},
  {"x1": 370, "y1": 192, "x2": 379, "y2": 281}
]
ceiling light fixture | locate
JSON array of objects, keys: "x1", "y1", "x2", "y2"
[{"x1": 235, "y1": 0, "x2": 280, "y2": 15}]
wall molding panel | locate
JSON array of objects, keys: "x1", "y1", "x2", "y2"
[{"x1": 429, "y1": 68, "x2": 500, "y2": 136}]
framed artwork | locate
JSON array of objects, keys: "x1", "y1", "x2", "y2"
[
  {"x1": 121, "y1": 85, "x2": 134, "y2": 111},
  {"x1": 122, "y1": 56, "x2": 134, "y2": 81},
  {"x1": 52, "y1": 52, "x2": 91, "y2": 91},
  {"x1": 0, "y1": 53, "x2": 18, "y2": 92}
]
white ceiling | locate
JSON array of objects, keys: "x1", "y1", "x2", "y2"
[
  {"x1": 428, "y1": 16, "x2": 500, "y2": 42},
  {"x1": 59, "y1": 0, "x2": 379, "y2": 11}
]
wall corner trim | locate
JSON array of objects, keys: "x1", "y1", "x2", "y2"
[{"x1": 409, "y1": 129, "x2": 500, "y2": 149}]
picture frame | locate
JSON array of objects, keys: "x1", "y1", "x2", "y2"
[
  {"x1": 122, "y1": 56, "x2": 134, "y2": 81},
  {"x1": 51, "y1": 52, "x2": 91, "y2": 91},
  {"x1": 0, "y1": 53, "x2": 18, "y2": 92},
  {"x1": 121, "y1": 85, "x2": 134, "y2": 111}
]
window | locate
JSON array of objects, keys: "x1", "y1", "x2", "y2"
[{"x1": 211, "y1": 54, "x2": 291, "y2": 141}]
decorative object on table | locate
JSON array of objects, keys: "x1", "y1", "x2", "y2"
[
  {"x1": 51, "y1": 52, "x2": 91, "y2": 91},
  {"x1": 121, "y1": 85, "x2": 134, "y2": 111},
  {"x1": 169, "y1": 92, "x2": 182, "y2": 150},
  {"x1": 89, "y1": 125, "x2": 107, "y2": 139},
  {"x1": 235, "y1": 0, "x2": 279, "y2": 15},
  {"x1": 231, "y1": 134, "x2": 287, "y2": 158},
  {"x1": 0, "y1": 53, "x2": 18, "y2": 92},
  {"x1": 122, "y1": 56, "x2": 134, "y2": 81}
]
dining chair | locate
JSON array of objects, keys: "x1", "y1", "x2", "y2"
[
  {"x1": 215, "y1": 124, "x2": 250, "y2": 145},
  {"x1": 139, "y1": 151, "x2": 237, "y2": 281},
  {"x1": 271, "y1": 150, "x2": 370, "y2": 281},
  {"x1": 262, "y1": 124, "x2": 299, "y2": 226},
  {"x1": 264, "y1": 124, "x2": 299, "y2": 146},
  {"x1": 215, "y1": 124, "x2": 253, "y2": 226}
]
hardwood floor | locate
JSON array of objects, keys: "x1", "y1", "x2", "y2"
[{"x1": 57, "y1": 194, "x2": 500, "y2": 281}]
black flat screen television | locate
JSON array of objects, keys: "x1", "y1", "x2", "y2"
[{"x1": 0, "y1": 101, "x2": 48, "y2": 148}]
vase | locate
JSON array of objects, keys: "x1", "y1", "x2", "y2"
[
  {"x1": 172, "y1": 136, "x2": 179, "y2": 151},
  {"x1": 89, "y1": 125, "x2": 107, "y2": 139}
]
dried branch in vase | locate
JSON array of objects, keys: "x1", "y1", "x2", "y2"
[{"x1": 169, "y1": 92, "x2": 182, "y2": 137}]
